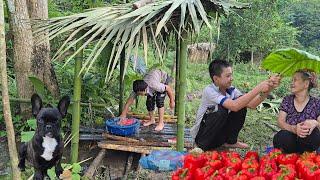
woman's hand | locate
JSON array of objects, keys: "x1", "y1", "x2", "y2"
[
  {"x1": 296, "y1": 122, "x2": 310, "y2": 138},
  {"x1": 302, "y1": 119, "x2": 319, "y2": 135}
]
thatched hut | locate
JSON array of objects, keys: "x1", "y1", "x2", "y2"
[{"x1": 188, "y1": 42, "x2": 215, "y2": 63}]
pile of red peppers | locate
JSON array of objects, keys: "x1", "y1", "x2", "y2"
[{"x1": 171, "y1": 149, "x2": 320, "y2": 180}]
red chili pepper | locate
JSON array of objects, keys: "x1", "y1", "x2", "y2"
[
  {"x1": 242, "y1": 167, "x2": 259, "y2": 178},
  {"x1": 232, "y1": 173, "x2": 249, "y2": 180},
  {"x1": 277, "y1": 153, "x2": 299, "y2": 165},
  {"x1": 297, "y1": 160, "x2": 320, "y2": 180},
  {"x1": 172, "y1": 168, "x2": 192, "y2": 180},
  {"x1": 219, "y1": 167, "x2": 237, "y2": 179},
  {"x1": 245, "y1": 151, "x2": 259, "y2": 161},
  {"x1": 195, "y1": 165, "x2": 215, "y2": 180},
  {"x1": 259, "y1": 159, "x2": 278, "y2": 179},
  {"x1": 242, "y1": 158, "x2": 259, "y2": 170},
  {"x1": 225, "y1": 156, "x2": 242, "y2": 171},
  {"x1": 268, "y1": 148, "x2": 282, "y2": 162},
  {"x1": 250, "y1": 176, "x2": 266, "y2": 180},
  {"x1": 277, "y1": 164, "x2": 296, "y2": 180},
  {"x1": 183, "y1": 153, "x2": 207, "y2": 170},
  {"x1": 205, "y1": 159, "x2": 223, "y2": 170},
  {"x1": 205, "y1": 170, "x2": 224, "y2": 180}
]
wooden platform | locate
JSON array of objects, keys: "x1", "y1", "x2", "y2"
[{"x1": 97, "y1": 123, "x2": 193, "y2": 154}]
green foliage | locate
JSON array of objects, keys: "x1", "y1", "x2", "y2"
[
  {"x1": 281, "y1": 0, "x2": 320, "y2": 55},
  {"x1": 48, "y1": 162, "x2": 82, "y2": 180},
  {"x1": 213, "y1": 0, "x2": 299, "y2": 62},
  {"x1": 20, "y1": 119, "x2": 36, "y2": 142}
]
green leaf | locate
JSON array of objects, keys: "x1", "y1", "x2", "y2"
[
  {"x1": 72, "y1": 163, "x2": 81, "y2": 174},
  {"x1": 262, "y1": 48, "x2": 320, "y2": 76},
  {"x1": 28, "y1": 76, "x2": 46, "y2": 97},
  {"x1": 72, "y1": 174, "x2": 81, "y2": 180},
  {"x1": 21, "y1": 131, "x2": 35, "y2": 142},
  {"x1": 47, "y1": 167, "x2": 56, "y2": 179},
  {"x1": 27, "y1": 119, "x2": 37, "y2": 130},
  {"x1": 0, "y1": 131, "x2": 6, "y2": 137}
]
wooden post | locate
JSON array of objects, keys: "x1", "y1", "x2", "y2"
[
  {"x1": 0, "y1": 0, "x2": 22, "y2": 178},
  {"x1": 70, "y1": 32, "x2": 83, "y2": 163},
  {"x1": 119, "y1": 49, "x2": 125, "y2": 115},
  {"x1": 176, "y1": 31, "x2": 188, "y2": 151}
]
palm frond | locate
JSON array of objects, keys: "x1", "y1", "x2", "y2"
[{"x1": 34, "y1": 0, "x2": 249, "y2": 81}]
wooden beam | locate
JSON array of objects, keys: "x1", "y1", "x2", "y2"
[
  {"x1": 102, "y1": 133, "x2": 139, "y2": 143},
  {"x1": 100, "y1": 139, "x2": 193, "y2": 148},
  {"x1": 98, "y1": 141, "x2": 170, "y2": 154},
  {"x1": 83, "y1": 149, "x2": 106, "y2": 178}
]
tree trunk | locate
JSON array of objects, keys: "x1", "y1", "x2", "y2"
[
  {"x1": 7, "y1": 0, "x2": 34, "y2": 116},
  {"x1": 27, "y1": 0, "x2": 60, "y2": 98},
  {"x1": 0, "y1": 0, "x2": 22, "y2": 178}
]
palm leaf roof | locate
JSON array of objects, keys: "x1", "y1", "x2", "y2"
[{"x1": 34, "y1": 0, "x2": 249, "y2": 81}]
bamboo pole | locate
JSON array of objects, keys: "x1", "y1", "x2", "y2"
[
  {"x1": 70, "y1": 33, "x2": 83, "y2": 163},
  {"x1": 0, "y1": 96, "x2": 110, "y2": 108},
  {"x1": 0, "y1": 1, "x2": 22, "y2": 178},
  {"x1": 119, "y1": 49, "x2": 125, "y2": 115},
  {"x1": 174, "y1": 34, "x2": 180, "y2": 116},
  {"x1": 177, "y1": 31, "x2": 188, "y2": 152}
]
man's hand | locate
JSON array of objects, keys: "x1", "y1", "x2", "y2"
[
  {"x1": 302, "y1": 119, "x2": 319, "y2": 135},
  {"x1": 258, "y1": 80, "x2": 273, "y2": 93},
  {"x1": 268, "y1": 74, "x2": 282, "y2": 89},
  {"x1": 296, "y1": 122, "x2": 310, "y2": 138}
]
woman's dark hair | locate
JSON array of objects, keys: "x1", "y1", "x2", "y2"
[
  {"x1": 295, "y1": 69, "x2": 318, "y2": 90},
  {"x1": 133, "y1": 80, "x2": 148, "y2": 92},
  {"x1": 209, "y1": 59, "x2": 231, "y2": 82}
]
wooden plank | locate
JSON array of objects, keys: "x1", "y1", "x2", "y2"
[
  {"x1": 98, "y1": 141, "x2": 170, "y2": 154},
  {"x1": 102, "y1": 140, "x2": 193, "y2": 148}
]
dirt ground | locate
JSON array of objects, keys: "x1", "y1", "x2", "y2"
[{"x1": 0, "y1": 140, "x2": 174, "y2": 180}]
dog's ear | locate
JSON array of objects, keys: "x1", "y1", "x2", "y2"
[
  {"x1": 31, "y1": 94, "x2": 42, "y2": 117},
  {"x1": 58, "y1": 96, "x2": 70, "y2": 118}
]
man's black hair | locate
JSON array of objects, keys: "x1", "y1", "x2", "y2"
[
  {"x1": 133, "y1": 80, "x2": 148, "y2": 92},
  {"x1": 209, "y1": 59, "x2": 231, "y2": 82}
]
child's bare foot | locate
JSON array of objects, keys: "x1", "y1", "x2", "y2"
[
  {"x1": 154, "y1": 122, "x2": 164, "y2": 131},
  {"x1": 143, "y1": 120, "x2": 155, "y2": 127},
  {"x1": 223, "y1": 141, "x2": 249, "y2": 149}
]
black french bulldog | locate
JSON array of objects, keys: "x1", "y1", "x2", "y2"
[{"x1": 18, "y1": 94, "x2": 70, "y2": 180}]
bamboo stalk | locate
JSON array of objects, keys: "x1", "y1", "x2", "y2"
[
  {"x1": 119, "y1": 49, "x2": 125, "y2": 115},
  {"x1": 177, "y1": 31, "x2": 188, "y2": 152},
  {"x1": 175, "y1": 34, "x2": 180, "y2": 116},
  {"x1": 70, "y1": 32, "x2": 84, "y2": 163}
]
